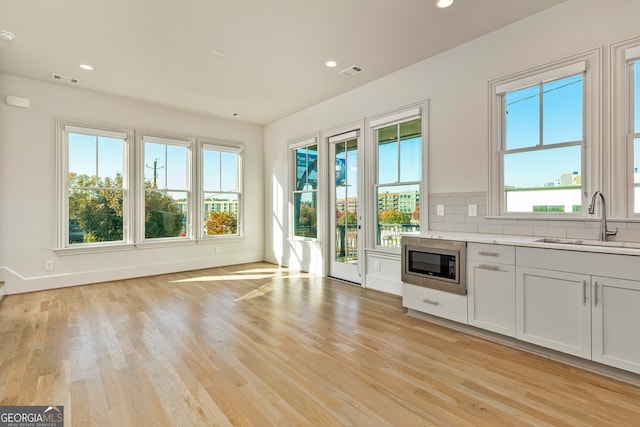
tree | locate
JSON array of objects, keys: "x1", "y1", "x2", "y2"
[
  {"x1": 206, "y1": 211, "x2": 237, "y2": 235},
  {"x1": 378, "y1": 209, "x2": 410, "y2": 224},
  {"x1": 337, "y1": 210, "x2": 357, "y2": 226},
  {"x1": 144, "y1": 189, "x2": 184, "y2": 238},
  {"x1": 67, "y1": 173, "x2": 184, "y2": 242}
]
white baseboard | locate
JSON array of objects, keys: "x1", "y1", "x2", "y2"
[{"x1": 0, "y1": 251, "x2": 264, "y2": 295}]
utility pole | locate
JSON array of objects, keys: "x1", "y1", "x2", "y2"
[{"x1": 146, "y1": 158, "x2": 164, "y2": 189}]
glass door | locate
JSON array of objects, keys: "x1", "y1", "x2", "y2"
[{"x1": 329, "y1": 132, "x2": 361, "y2": 283}]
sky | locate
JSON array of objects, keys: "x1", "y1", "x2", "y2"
[{"x1": 504, "y1": 74, "x2": 583, "y2": 188}]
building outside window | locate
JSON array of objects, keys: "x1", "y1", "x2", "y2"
[
  {"x1": 60, "y1": 123, "x2": 130, "y2": 247},
  {"x1": 141, "y1": 135, "x2": 192, "y2": 240},
  {"x1": 202, "y1": 143, "x2": 243, "y2": 236},
  {"x1": 372, "y1": 112, "x2": 422, "y2": 248},
  {"x1": 291, "y1": 140, "x2": 318, "y2": 239}
]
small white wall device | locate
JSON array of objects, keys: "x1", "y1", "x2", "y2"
[{"x1": 5, "y1": 95, "x2": 30, "y2": 108}]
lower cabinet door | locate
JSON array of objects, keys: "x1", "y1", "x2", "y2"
[
  {"x1": 467, "y1": 261, "x2": 515, "y2": 337},
  {"x1": 592, "y1": 276, "x2": 640, "y2": 374},
  {"x1": 516, "y1": 267, "x2": 591, "y2": 359}
]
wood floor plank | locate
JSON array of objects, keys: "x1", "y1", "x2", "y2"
[{"x1": 1, "y1": 262, "x2": 640, "y2": 426}]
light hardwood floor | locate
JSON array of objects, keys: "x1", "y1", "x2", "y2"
[{"x1": 1, "y1": 262, "x2": 639, "y2": 426}]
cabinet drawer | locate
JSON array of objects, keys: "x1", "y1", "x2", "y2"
[
  {"x1": 402, "y1": 283, "x2": 467, "y2": 323},
  {"x1": 468, "y1": 243, "x2": 515, "y2": 264}
]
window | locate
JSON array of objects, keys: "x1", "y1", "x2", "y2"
[
  {"x1": 202, "y1": 143, "x2": 243, "y2": 237},
  {"x1": 632, "y1": 56, "x2": 640, "y2": 214},
  {"x1": 489, "y1": 50, "x2": 600, "y2": 216},
  {"x1": 141, "y1": 135, "x2": 192, "y2": 240},
  {"x1": 371, "y1": 108, "x2": 423, "y2": 249},
  {"x1": 291, "y1": 138, "x2": 318, "y2": 239},
  {"x1": 59, "y1": 123, "x2": 131, "y2": 247}
]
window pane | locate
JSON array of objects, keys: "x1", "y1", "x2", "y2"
[
  {"x1": 68, "y1": 189, "x2": 123, "y2": 244},
  {"x1": 203, "y1": 149, "x2": 221, "y2": 192},
  {"x1": 635, "y1": 62, "x2": 640, "y2": 134},
  {"x1": 293, "y1": 191, "x2": 317, "y2": 238},
  {"x1": 144, "y1": 142, "x2": 166, "y2": 189},
  {"x1": 97, "y1": 137, "x2": 123, "y2": 183},
  {"x1": 68, "y1": 133, "x2": 97, "y2": 184},
  {"x1": 504, "y1": 145, "x2": 581, "y2": 213},
  {"x1": 204, "y1": 193, "x2": 239, "y2": 236},
  {"x1": 221, "y1": 151, "x2": 238, "y2": 192},
  {"x1": 376, "y1": 184, "x2": 420, "y2": 248},
  {"x1": 505, "y1": 85, "x2": 540, "y2": 150},
  {"x1": 378, "y1": 124, "x2": 398, "y2": 184},
  {"x1": 399, "y1": 138, "x2": 421, "y2": 182},
  {"x1": 295, "y1": 145, "x2": 318, "y2": 191},
  {"x1": 145, "y1": 190, "x2": 187, "y2": 238},
  {"x1": 635, "y1": 137, "x2": 640, "y2": 214},
  {"x1": 543, "y1": 74, "x2": 583, "y2": 144},
  {"x1": 166, "y1": 145, "x2": 188, "y2": 189}
]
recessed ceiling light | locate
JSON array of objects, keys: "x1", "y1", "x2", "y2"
[
  {"x1": 436, "y1": 0, "x2": 454, "y2": 8},
  {"x1": 212, "y1": 50, "x2": 225, "y2": 57},
  {"x1": 325, "y1": 60, "x2": 337, "y2": 68},
  {"x1": 79, "y1": 64, "x2": 94, "y2": 71},
  {"x1": 0, "y1": 30, "x2": 15, "y2": 42}
]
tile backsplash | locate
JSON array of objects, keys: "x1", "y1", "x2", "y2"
[{"x1": 428, "y1": 191, "x2": 640, "y2": 243}]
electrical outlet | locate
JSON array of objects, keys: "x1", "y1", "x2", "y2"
[
  {"x1": 374, "y1": 261, "x2": 381, "y2": 272},
  {"x1": 44, "y1": 260, "x2": 54, "y2": 271},
  {"x1": 468, "y1": 204, "x2": 477, "y2": 217},
  {"x1": 215, "y1": 246, "x2": 221, "y2": 255},
  {"x1": 436, "y1": 204, "x2": 445, "y2": 216}
]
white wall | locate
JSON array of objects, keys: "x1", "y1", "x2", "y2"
[
  {"x1": 263, "y1": 0, "x2": 640, "y2": 281},
  {"x1": 0, "y1": 74, "x2": 264, "y2": 294}
]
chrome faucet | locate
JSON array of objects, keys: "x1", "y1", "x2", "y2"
[{"x1": 587, "y1": 191, "x2": 618, "y2": 241}]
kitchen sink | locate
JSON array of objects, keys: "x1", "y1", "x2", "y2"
[{"x1": 536, "y1": 237, "x2": 640, "y2": 249}]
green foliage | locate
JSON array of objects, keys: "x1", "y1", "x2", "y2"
[
  {"x1": 378, "y1": 209, "x2": 411, "y2": 224},
  {"x1": 68, "y1": 173, "x2": 184, "y2": 243},
  {"x1": 337, "y1": 210, "x2": 357, "y2": 226}
]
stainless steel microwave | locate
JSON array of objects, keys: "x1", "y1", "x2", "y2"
[{"x1": 401, "y1": 236, "x2": 467, "y2": 295}]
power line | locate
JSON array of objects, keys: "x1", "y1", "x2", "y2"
[{"x1": 506, "y1": 78, "x2": 582, "y2": 108}]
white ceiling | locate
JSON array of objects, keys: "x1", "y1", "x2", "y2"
[{"x1": 0, "y1": 0, "x2": 565, "y2": 125}]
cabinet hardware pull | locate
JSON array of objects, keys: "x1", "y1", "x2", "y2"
[
  {"x1": 423, "y1": 299, "x2": 440, "y2": 306},
  {"x1": 583, "y1": 280, "x2": 587, "y2": 305},
  {"x1": 478, "y1": 264, "x2": 502, "y2": 271},
  {"x1": 594, "y1": 282, "x2": 599, "y2": 307},
  {"x1": 478, "y1": 251, "x2": 500, "y2": 257}
]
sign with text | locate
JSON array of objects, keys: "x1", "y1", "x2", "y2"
[{"x1": 0, "y1": 406, "x2": 64, "y2": 427}]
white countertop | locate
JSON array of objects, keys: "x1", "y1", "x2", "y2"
[{"x1": 409, "y1": 232, "x2": 640, "y2": 256}]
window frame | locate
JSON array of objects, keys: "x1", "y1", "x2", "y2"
[
  {"x1": 611, "y1": 36, "x2": 640, "y2": 218},
  {"x1": 136, "y1": 132, "x2": 195, "y2": 244},
  {"x1": 368, "y1": 103, "x2": 426, "y2": 251},
  {"x1": 289, "y1": 135, "x2": 320, "y2": 241},
  {"x1": 199, "y1": 141, "x2": 244, "y2": 239},
  {"x1": 488, "y1": 49, "x2": 601, "y2": 218},
  {"x1": 56, "y1": 120, "x2": 134, "y2": 251}
]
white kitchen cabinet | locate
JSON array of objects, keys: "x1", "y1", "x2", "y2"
[
  {"x1": 467, "y1": 243, "x2": 515, "y2": 337},
  {"x1": 516, "y1": 266, "x2": 592, "y2": 359},
  {"x1": 592, "y1": 276, "x2": 640, "y2": 374},
  {"x1": 403, "y1": 283, "x2": 468, "y2": 324}
]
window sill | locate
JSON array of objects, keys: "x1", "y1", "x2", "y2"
[
  {"x1": 365, "y1": 247, "x2": 401, "y2": 260},
  {"x1": 55, "y1": 243, "x2": 136, "y2": 256},
  {"x1": 135, "y1": 239, "x2": 197, "y2": 250},
  {"x1": 197, "y1": 235, "x2": 244, "y2": 244},
  {"x1": 287, "y1": 237, "x2": 320, "y2": 245}
]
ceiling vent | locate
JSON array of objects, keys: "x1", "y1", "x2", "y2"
[
  {"x1": 51, "y1": 73, "x2": 80, "y2": 85},
  {"x1": 340, "y1": 65, "x2": 363, "y2": 77}
]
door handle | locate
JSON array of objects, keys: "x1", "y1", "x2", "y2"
[
  {"x1": 478, "y1": 251, "x2": 500, "y2": 257},
  {"x1": 478, "y1": 264, "x2": 502, "y2": 271},
  {"x1": 594, "y1": 282, "x2": 599, "y2": 307},
  {"x1": 583, "y1": 280, "x2": 587, "y2": 305},
  {"x1": 423, "y1": 299, "x2": 440, "y2": 306}
]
